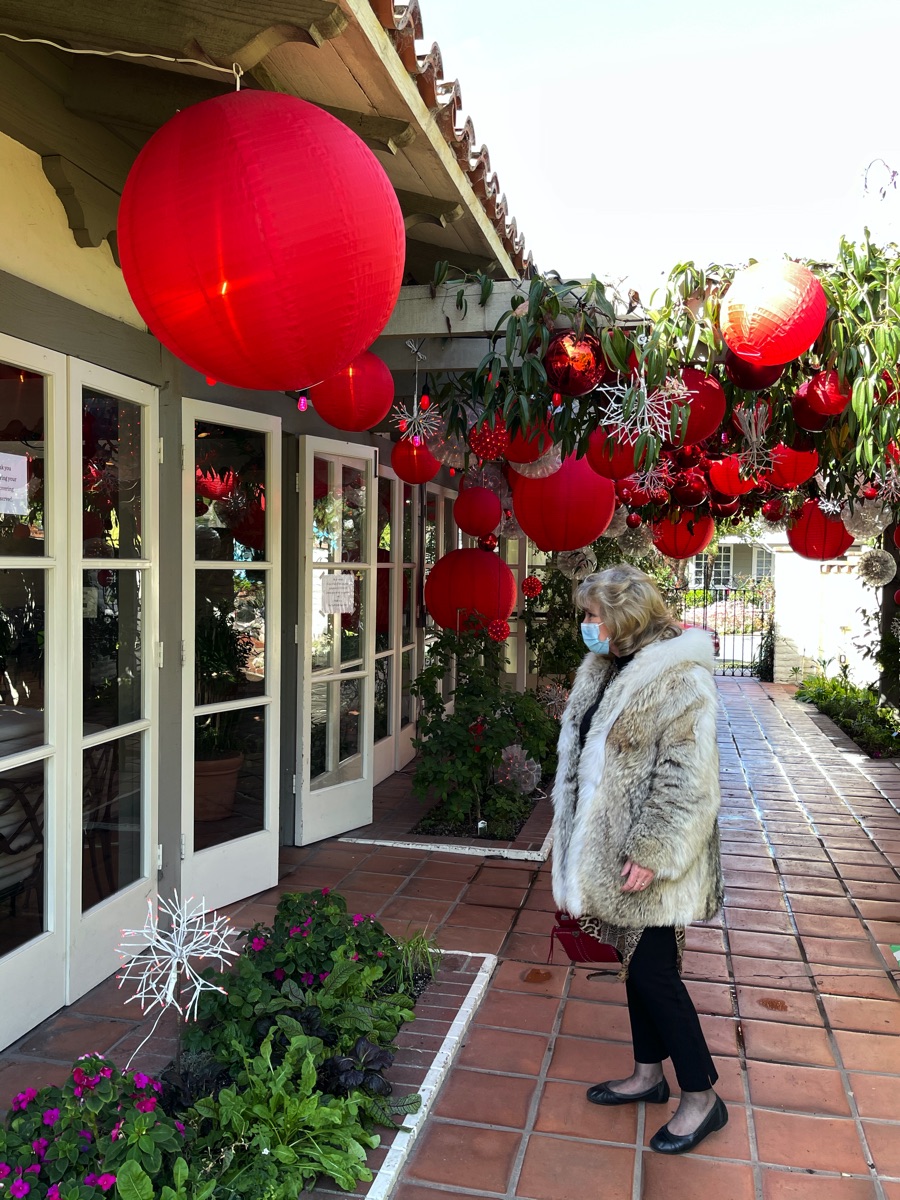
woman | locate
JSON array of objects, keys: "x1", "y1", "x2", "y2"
[{"x1": 551, "y1": 564, "x2": 726, "y2": 1155}]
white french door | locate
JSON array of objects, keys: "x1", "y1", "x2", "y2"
[
  {"x1": 181, "y1": 401, "x2": 281, "y2": 911},
  {"x1": 296, "y1": 439, "x2": 376, "y2": 844},
  {"x1": 0, "y1": 334, "x2": 68, "y2": 1043},
  {"x1": 67, "y1": 361, "x2": 158, "y2": 999}
]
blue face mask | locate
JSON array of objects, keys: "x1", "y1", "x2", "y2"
[{"x1": 581, "y1": 622, "x2": 610, "y2": 656}]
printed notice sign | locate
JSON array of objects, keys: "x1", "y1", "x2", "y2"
[
  {"x1": 320, "y1": 573, "x2": 356, "y2": 614},
  {"x1": 0, "y1": 451, "x2": 28, "y2": 515}
]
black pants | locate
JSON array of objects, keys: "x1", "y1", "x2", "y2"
[{"x1": 626, "y1": 926, "x2": 718, "y2": 1092}]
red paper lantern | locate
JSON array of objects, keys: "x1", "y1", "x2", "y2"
[
  {"x1": 309, "y1": 351, "x2": 394, "y2": 431},
  {"x1": 424, "y1": 548, "x2": 516, "y2": 630},
  {"x1": 391, "y1": 438, "x2": 440, "y2": 484},
  {"x1": 522, "y1": 575, "x2": 543, "y2": 599},
  {"x1": 118, "y1": 91, "x2": 404, "y2": 390},
  {"x1": 512, "y1": 455, "x2": 616, "y2": 551},
  {"x1": 787, "y1": 499, "x2": 853, "y2": 560},
  {"x1": 652, "y1": 513, "x2": 715, "y2": 558},
  {"x1": 708, "y1": 455, "x2": 755, "y2": 496},
  {"x1": 454, "y1": 486, "x2": 502, "y2": 537},
  {"x1": 677, "y1": 369, "x2": 726, "y2": 445},
  {"x1": 586, "y1": 428, "x2": 646, "y2": 479},
  {"x1": 709, "y1": 495, "x2": 740, "y2": 517},
  {"x1": 543, "y1": 332, "x2": 606, "y2": 396},
  {"x1": 487, "y1": 618, "x2": 511, "y2": 642},
  {"x1": 763, "y1": 444, "x2": 819, "y2": 490},
  {"x1": 507, "y1": 420, "x2": 552, "y2": 464},
  {"x1": 806, "y1": 370, "x2": 851, "y2": 417},
  {"x1": 469, "y1": 417, "x2": 510, "y2": 461},
  {"x1": 791, "y1": 380, "x2": 830, "y2": 432},
  {"x1": 719, "y1": 261, "x2": 827, "y2": 367},
  {"x1": 723, "y1": 349, "x2": 784, "y2": 390}
]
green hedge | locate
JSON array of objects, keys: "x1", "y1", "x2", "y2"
[{"x1": 795, "y1": 676, "x2": 900, "y2": 758}]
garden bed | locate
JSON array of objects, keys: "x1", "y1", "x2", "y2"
[{"x1": 795, "y1": 676, "x2": 900, "y2": 758}]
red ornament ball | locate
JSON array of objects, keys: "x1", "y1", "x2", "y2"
[
  {"x1": 507, "y1": 420, "x2": 552, "y2": 464},
  {"x1": 708, "y1": 455, "x2": 756, "y2": 496},
  {"x1": 892, "y1": 526, "x2": 900, "y2": 549},
  {"x1": 894, "y1": 588, "x2": 900, "y2": 604},
  {"x1": 787, "y1": 499, "x2": 853, "y2": 560},
  {"x1": 762, "y1": 498, "x2": 786, "y2": 523},
  {"x1": 763, "y1": 444, "x2": 819, "y2": 490},
  {"x1": 543, "y1": 331, "x2": 606, "y2": 396},
  {"x1": 522, "y1": 575, "x2": 543, "y2": 599},
  {"x1": 652, "y1": 513, "x2": 716, "y2": 558},
  {"x1": 723, "y1": 349, "x2": 784, "y2": 390},
  {"x1": 806, "y1": 370, "x2": 851, "y2": 417},
  {"x1": 477, "y1": 534, "x2": 499, "y2": 551},
  {"x1": 719, "y1": 260, "x2": 827, "y2": 367},
  {"x1": 625, "y1": 512, "x2": 642, "y2": 529},
  {"x1": 791, "y1": 380, "x2": 830, "y2": 432},
  {"x1": 118, "y1": 91, "x2": 404, "y2": 390},
  {"x1": 454, "y1": 486, "x2": 502, "y2": 538},
  {"x1": 309, "y1": 351, "x2": 394, "y2": 431},
  {"x1": 424, "y1": 548, "x2": 516, "y2": 630},
  {"x1": 469, "y1": 416, "x2": 510, "y2": 461},
  {"x1": 670, "y1": 470, "x2": 709, "y2": 508},
  {"x1": 391, "y1": 437, "x2": 440, "y2": 484},
  {"x1": 586, "y1": 428, "x2": 647, "y2": 479},
  {"x1": 677, "y1": 369, "x2": 726, "y2": 445},
  {"x1": 513, "y1": 454, "x2": 616, "y2": 551},
  {"x1": 487, "y1": 618, "x2": 511, "y2": 642}
]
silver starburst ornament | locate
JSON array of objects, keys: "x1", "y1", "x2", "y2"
[
  {"x1": 857, "y1": 548, "x2": 897, "y2": 588},
  {"x1": 498, "y1": 744, "x2": 541, "y2": 795}
]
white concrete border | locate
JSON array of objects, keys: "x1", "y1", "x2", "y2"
[
  {"x1": 366, "y1": 951, "x2": 498, "y2": 1200},
  {"x1": 339, "y1": 828, "x2": 553, "y2": 862}
]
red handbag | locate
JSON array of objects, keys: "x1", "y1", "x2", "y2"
[{"x1": 548, "y1": 911, "x2": 621, "y2": 965}]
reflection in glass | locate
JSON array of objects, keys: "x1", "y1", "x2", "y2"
[
  {"x1": 377, "y1": 477, "x2": 392, "y2": 553},
  {"x1": 400, "y1": 650, "x2": 413, "y2": 727},
  {"x1": 341, "y1": 465, "x2": 366, "y2": 562},
  {"x1": 0, "y1": 758, "x2": 44, "y2": 955},
  {"x1": 311, "y1": 570, "x2": 365, "y2": 671},
  {"x1": 0, "y1": 364, "x2": 46, "y2": 557},
  {"x1": 195, "y1": 571, "x2": 265, "y2": 707},
  {"x1": 82, "y1": 392, "x2": 142, "y2": 559},
  {"x1": 402, "y1": 484, "x2": 414, "y2": 564},
  {"x1": 505, "y1": 538, "x2": 519, "y2": 566},
  {"x1": 376, "y1": 565, "x2": 392, "y2": 653},
  {"x1": 312, "y1": 458, "x2": 367, "y2": 564},
  {"x1": 374, "y1": 656, "x2": 391, "y2": 742},
  {"x1": 424, "y1": 494, "x2": 437, "y2": 565},
  {"x1": 194, "y1": 705, "x2": 265, "y2": 850},
  {"x1": 0, "y1": 570, "x2": 45, "y2": 752},
  {"x1": 83, "y1": 570, "x2": 142, "y2": 733},
  {"x1": 401, "y1": 568, "x2": 414, "y2": 647},
  {"x1": 195, "y1": 421, "x2": 266, "y2": 562},
  {"x1": 82, "y1": 732, "x2": 142, "y2": 911},
  {"x1": 310, "y1": 680, "x2": 362, "y2": 790},
  {"x1": 444, "y1": 502, "x2": 457, "y2": 555}
]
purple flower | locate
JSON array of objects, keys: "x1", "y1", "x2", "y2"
[
  {"x1": 30, "y1": 1139, "x2": 48, "y2": 1161},
  {"x1": 251, "y1": 936, "x2": 267, "y2": 952},
  {"x1": 352, "y1": 914, "x2": 364, "y2": 927},
  {"x1": 9, "y1": 1180, "x2": 30, "y2": 1198},
  {"x1": 0, "y1": 1164, "x2": 11, "y2": 1180},
  {"x1": 42, "y1": 1109, "x2": 60, "y2": 1127},
  {"x1": 289, "y1": 926, "x2": 302, "y2": 937},
  {"x1": 84, "y1": 1174, "x2": 98, "y2": 1186},
  {"x1": 273, "y1": 968, "x2": 285, "y2": 982},
  {"x1": 78, "y1": 1130, "x2": 93, "y2": 1142},
  {"x1": 110, "y1": 1120, "x2": 124, "y2": 1142},
  {"x1": 23, "y1": 1166, "x2": 40, "y2": 1176},
  {"x1": 133, "y1": 1071, "x2": 150, "y2": 1089},
  {"x1": 175, "y1": 1120, "x2": 186, "y2": 1136},
  {"x1": 12, "y1": 1088, "x2": 38, "y2": 1112},
  {"x1": 47, "y1": 1187, "x2": 61, "y2": 1200},
  {"x1": 135, "y1": 1096, "x2": 158, "y2": 1114},
  {"x1": 319, "y1": 971, "x2": 329, "y2": 982},
  {"x1": 98, "y1": 1173, "x2": 117, "y2": 1192},
  {"x1": 99, "y1": 1067, "x2": 113, "y2": 1079},
  {"x1": 376, "y1": 950, "x2": 384, "y2": 958},
  {"x1": 301, "y1": 972, "x2": 315, "y2": 987}
]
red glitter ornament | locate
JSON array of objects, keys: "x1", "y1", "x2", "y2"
[
  {"x1": 487, "y1": 618, "x2": 511, "y2": 642},
  {"x1": 522, "y1": 575, "x2": 543, "y2": 599},
  {"x1": 469, "y1": 416, "x2": 510, "y2": 461},
  {"x1": 543, "y1": 331, "x2": 606, "y2": 396},
  {"x1": 477, "y1": 534, "x2": 499, "y2": 551}
]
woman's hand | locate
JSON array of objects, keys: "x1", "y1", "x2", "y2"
[{"x1": 621, "y1": 859, "x2": 655, "y2": 893}]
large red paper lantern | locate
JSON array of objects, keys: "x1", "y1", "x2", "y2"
[
  {"x1": 512, "y1": 455, "x2": 615, "y2": 551},
  {"x1": 806, "y1": 370, "x2": 851, "y2": 417},
  {"x1": 723, "y1": 349, "x2": 784, "y2": 390},
  {"x1": 678, "y1": 369, "x2": 726, "y2": 445},
  {"x1": 506, "y1": 420, "x2": 552, "y2": 464},
  {"x1": 309, "y1": 352, "x2": 394, "y2": 431},
  {"x1": 708, "y1": 455, "x2": 755, "y2": 496},
  {"x1": 719, "y1": 261, "x2": 827, "y2": 367},
  {"x1": 454, "y1": 486, "x2": 502, "y2": 537},
  {"x1": 543, "y1": 332, "x2": 606, "y2": 396},
  {"x1": 763, "y1": 444, "x2": 819, "y2": 490},
  {"x1": 586, "y1": 428, "x2": 646, "y2": 479},
  {"x1": 652, "y1": 513, "x2": 715, "y2": 559},
  {"x1": 391, "y1": 438, "x2": 440, "y2": 484},
  {"x1": 118, "y1": 91, "x2": 404, "y2": 390},
  {"x1": 424, "y1": 548, "x2": 516, "y2": 630},
  {"x1": 787, "y1": 499, "x2": 853, "y2": 560}
]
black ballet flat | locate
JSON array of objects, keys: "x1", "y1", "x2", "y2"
[
  {"x1": 586, "y1": 1078, "x2": 670, "y2": 1106},
  {"x1": 649, "y1": 1095, "x2": 728, "y2": 1154}
]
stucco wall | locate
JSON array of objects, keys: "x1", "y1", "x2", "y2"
[{"x1": 0, "y1": 131, "x2": 143, "y2": 329}]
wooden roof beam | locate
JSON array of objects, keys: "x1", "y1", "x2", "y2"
[{"x1": 395, "y1": 188, "x2": 463, "y2": 230}]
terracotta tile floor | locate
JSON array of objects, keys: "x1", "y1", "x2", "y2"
[{"x1": 3, "y1": 680, "x2": 900, "y2": 1198}]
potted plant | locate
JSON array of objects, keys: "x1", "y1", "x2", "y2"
[{"x1": 194, "y1": 598, "x2": 253, "y2": 820}]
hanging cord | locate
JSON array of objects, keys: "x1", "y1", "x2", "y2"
[
  {"x1": 0, "y1": 30, "x2": 235, "y2": 76},
  {"x1": 232, "y1": 63, "x2": 243, "y2": 90}
]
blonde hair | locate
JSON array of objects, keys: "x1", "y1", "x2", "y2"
[{"x1": 575, "y1": 564, "x2": 682, "y2": 656}]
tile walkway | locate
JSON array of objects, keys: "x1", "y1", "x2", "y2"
[{"x1": 2, "y1": 680, "x2": 899, "y2": 1200}]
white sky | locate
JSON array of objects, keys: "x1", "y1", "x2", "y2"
[{"x1": 420, "y1": 0, "x2": 900, "y2": 301}]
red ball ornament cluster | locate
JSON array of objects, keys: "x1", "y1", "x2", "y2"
[
  {"x1": 487, "y1": 618, "x2": 511, "y2": 642},
  {"x1": 521, "y1": 575, "x2": 543, "y2": 599},
  {"x1": 469, "y1": 417, "x2": 510, "y2": 461}
]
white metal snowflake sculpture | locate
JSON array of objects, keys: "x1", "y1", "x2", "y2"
[
  {"x1": 118, "y1": 892, "x2": 238, "y2": 1024},
  {"x1": 733, "y1": 403, "x2": 773, "y2": 476},
  {"x1": 591, "y1": 377, "x2": 689, "y2": 446}
]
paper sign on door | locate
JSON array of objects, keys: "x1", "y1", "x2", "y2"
[
  {"x1": 320, "y1": 573, "x2": 356, "y2": 614},
  {"x1": 0, "y1": 451, "x2": 28, "y2": 515}
]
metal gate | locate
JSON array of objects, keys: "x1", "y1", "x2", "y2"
[{"x1": 670, "y1": 583, "x2": 775, "y2": 678}]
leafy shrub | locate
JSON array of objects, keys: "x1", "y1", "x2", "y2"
[{"x1": 795, "y1": 675, "x2": 900, "y2": 757}]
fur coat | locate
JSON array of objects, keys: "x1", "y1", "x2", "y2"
[{"x1": 551, "y1": 628, "x2": 723, "y2": 929}]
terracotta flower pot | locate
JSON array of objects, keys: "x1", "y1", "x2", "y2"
[{"x1": 193, "y1": 752, "x2": 244, "y2": 821}]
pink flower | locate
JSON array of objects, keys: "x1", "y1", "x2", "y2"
[
  {"x1": 321, "y1": 887, "x2": 330, "y2": 895},
  {"x1": 31, "y1": 1139, "x2": 48, "y2": 1160},
  {"x1": 304, "y1": 917, "x2": 312, "y2": 926},
  {"x1": 99, "y1": 1067, "x2": 113, "y2": 1079},
  {"x1": 289, "y1": 926, "x2": 302, "y2": 937},
  {"x1": 352, "y1": 914, "x2": 364, "y2": 927},
  {"x1": 12, "y1": 1088, "x2": 37, "y2": 1111},
  {"x1": 110, "y1": 1120, "x2": 124, "y2": 1141},
  {"x1": 301, "y1": 972, "x2": 315, "y2": 986},
  {"x1": 135, "y1": 1096, "x2": 157, "y2": 1114},
  {"x1": 301, "y1": 931, "x2": 309, "y2": 938},
  {"x1": 319, "y1": 971, "x2": 329, "y2": 982},
  {"x1": 84, "y1": 1174, "x2": 98, "y2": 1186},
  {"x1": 175, "y1": 1120, "x2": 186, "y2": 1136},
  {"x1": 42, "y1": 1108, "x2": 60, "y2": 1126},
  {"x1": 350, "y1": 953, "x2": 359, "y2": 961},
  {"x1": 23, "y1": 1166, "x2": 40, "y2": 1176},
  {"x1": 98, "y1": 1174, "x2": 117, "y2": 1192},
  {"x1": 273, "y1": 968, "x2": 286, "y2": 982},
  {"x1": 376, "y1": 950, "x2": 384, "y2": 958},
  {"x1": 0, "y1": 1165, "x2": 10, "y2": 1179},
  {"x1": 9, "y1": 1180, "x2": 30, "y2": 1197},
  {"x1": 72, "y1": 1068, "x2": 87, "y2": 1086},
  {"x1": 47, "y1": 1187, "x2": 61, "y2": 1200},
  {"x1": 133, "y1": 1071, "x2": 150, "y2": 1089},
  {"x1": 78, "y1": 1130, "x2": 92, "y2": 1142},
  {"x1": 251, "y1": 936, "x2": 267, "y2": 952}
]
